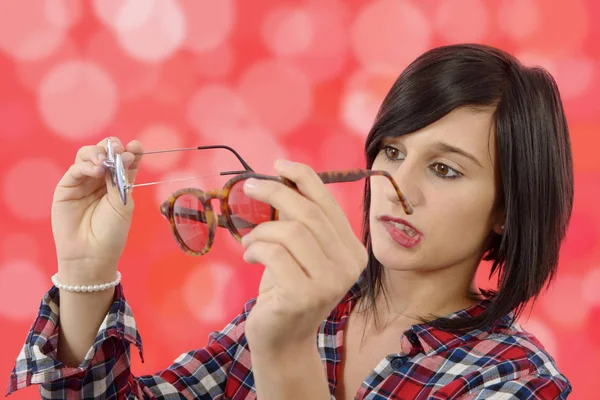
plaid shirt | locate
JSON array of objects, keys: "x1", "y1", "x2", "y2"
[{"x1": 8, "y1": 283, "x2": 571, "y2": 399}]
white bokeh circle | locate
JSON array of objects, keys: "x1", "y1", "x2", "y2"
[
  {"x1": 187, "y1": 84, "x2": 263, "y2": 142},
  {"x1": 0, "y1": 260, "x2": 48, "y2": 321},
  {"x1": 352, "y1": 0, "x2": 431, "y2": 72},
  {"x1": 38, "y1": 60, "x2": 118, "y2": 140},
  {"x1": 115, "y1": 0, "x2": 186, "y2": 62},
  {"x1": 183, "y1": 262, "x2": 237, "y2": 323},
  {"x1": 2, "y1": 158, "x2": 63, "y2": 222},
  {"x1": 179, "y1": 0, "x2": 235, "y2": 53},
  {"x1": 238, "y1": 59, "x2": 313, "y2": 136},
  {"x1": 582, "y1": 267, "x2": 600, "y2": 306},
  {"x1": 435, "y1": 0, "x2": 490, "y2": 43},
  {"x1": 262, "y1": 6, "x2": 315, "y2": 56},
  {"x1": 137, "y1": 124, "x2": 183, "y2": 172}
]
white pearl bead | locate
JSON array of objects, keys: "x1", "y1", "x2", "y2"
[{"x1": 51, "y1": 272, "x2": 121, "y2": 292}]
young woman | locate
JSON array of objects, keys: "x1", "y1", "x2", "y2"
[{"x1": 8, "y1": 43, "x2": 573, "y2": 399}]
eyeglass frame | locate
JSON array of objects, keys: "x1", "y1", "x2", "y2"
[
  {"x1": 101, "y1": 139, "x2": 414, "y2": 256},
  {"x1": 159, "y1": 168, "x2": 414, "y2": 256}
]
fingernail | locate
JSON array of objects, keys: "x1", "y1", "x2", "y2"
[
  {"x1": 98, "y1": 153, "x2": 106, "y2": 161},
  {"x1": 275, "y1": 159, "x2": 292, "y2": 170},
  {"x1": 244, "y1": 178, "x2": 261, "y2": 190},
  {"x1": 241, "y1": 235, "x2": 250, "y2": 247}
]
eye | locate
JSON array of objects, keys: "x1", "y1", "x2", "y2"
[
  {"x1": 382, "y1": 146, "x2": 404, "y2": 162},
  {"x1": 431, "y1": 163, "x2": 461, "y2": 179}
]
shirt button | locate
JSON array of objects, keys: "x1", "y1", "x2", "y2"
[
  {"x1": 407, "y1": 331, "x2": 419, "y2": 345},
  {"x1": 391, "y1": 358, "x2": 404, "y2": 369}
]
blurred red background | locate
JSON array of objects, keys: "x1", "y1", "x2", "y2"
[{"x1": 1, "y1": 1, "x2": 598, "y2": 398}]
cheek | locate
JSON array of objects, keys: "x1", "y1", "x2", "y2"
[
  {"x1": 368, "y1": 179, "x2": 387, "y2": 213},
  {"x1": 430, "y1": 192, "x2": 496, "y2": 240}
]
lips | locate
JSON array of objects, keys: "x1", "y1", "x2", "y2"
[{"x1": 378, "y1": 215, "x2": 423, "y2": 248}]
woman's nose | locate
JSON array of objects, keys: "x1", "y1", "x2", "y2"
[{"x1": 384, "y1": 162, "x2": 422, "y2": 207}]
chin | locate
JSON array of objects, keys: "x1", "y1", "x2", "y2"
[{"x1": 370, "y1": 239, "x2": 423, "y2": 272}]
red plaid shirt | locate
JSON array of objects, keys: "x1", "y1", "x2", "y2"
[{"x1": 8, "y1": 283, "x2": 570, "y2": 399}]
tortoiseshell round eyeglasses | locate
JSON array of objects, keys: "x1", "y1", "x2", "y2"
[{"x1": 103, "y1": 139, "x2": 413, "y2": 256}]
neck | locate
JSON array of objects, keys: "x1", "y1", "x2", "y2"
[{"x1": 363, "y1": 259, "x2": 483, "y2": 330}]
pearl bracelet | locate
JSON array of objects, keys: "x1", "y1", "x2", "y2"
[{"x1": 51, "y1": 271, "x2": 122, "y2": 292}]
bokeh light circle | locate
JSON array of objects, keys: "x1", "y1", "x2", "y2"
[
  {"x1": 435, "y1": 0, "x2": 490, "y2": 43},
  {"x1": 0, "y1": 0, "x2": 71, "y2": 61},
  {"x1": 352, "y1": 0, "x2": 431, "y2": 72},
  {"x1": 38, "y1": 60, "x2": 118, "y2": 140},
  {"x1": 582, "y1": 267, "x2": 600, "y2": 306},
  {"x1": 341, "y1": 69, "x2": 396, "y2": 137},
  {"x1": 187, "y1": 84, "x2": 263, "y2": 142},
  {"x1": 137, "y1": 124, "x2": 184, "y2": 172},
  {"x1": 262, "y1": 6, "x2": 315, "y2": 56},
  {"x1": 115, "y1": 0, "x2": 186, "y2": 63},
  {"x1": 183, "y1": 262, "x2": 241, "y2": 323},
  {"x1": 2, "y1": 158, "x2": 63, "y2": 222},
  {"x1": 238, "y1": 59, "x2": 313, "y2": 136},
  {"x1": 541, "y1": 273, "x2": 589, "y2": 328},
  {"x1": 179, "y1": 0, "x2": 235, "y2": 53},
  {"x1": 0, "y1": 260, "x2": 47, "y2": 321}
]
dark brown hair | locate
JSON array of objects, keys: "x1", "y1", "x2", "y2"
[{"x1": 358, "y1": 43, "x2": 574, "y2": 332}]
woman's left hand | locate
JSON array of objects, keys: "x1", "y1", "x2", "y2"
[{"x1": 241, "y1": 159, "x2": 369, "y2": 353}]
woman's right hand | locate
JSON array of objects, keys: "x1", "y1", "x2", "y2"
[{"x1": 52, "y1": 137, "x2": 143, "y2": 280}]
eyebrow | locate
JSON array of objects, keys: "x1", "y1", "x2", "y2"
[
  {"x1": 382, "y1": 137, "x2": 484, "y2": 168},
  {"x1": 432, "y1": 141, "x2": 483, "y2": 168}
]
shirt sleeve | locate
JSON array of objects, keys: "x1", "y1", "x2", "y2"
[
  {"x1": 6, "y1": 284, "x2": 255, "y2": 399},
  {"x1": 463, "y1": 374, "x2": 572, "y2": 399}
]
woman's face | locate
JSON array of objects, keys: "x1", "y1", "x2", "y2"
[{"x1": 369, "y1": 107, "x2": 502, "y2": 274}]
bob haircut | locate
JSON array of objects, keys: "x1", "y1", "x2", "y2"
[{"x1": 358, "y1": 43, "x2": 574, "y2": 332}]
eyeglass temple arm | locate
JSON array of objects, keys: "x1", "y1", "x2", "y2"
[
  {"x1": 314, "y1": 169, "x2": 414, "y2": 215},
  {"x1": 135, "y1": 144, "x2": 254, "y2": 176},
  {"x1": 195, "y1": 145, "x2": 255, "y2": 173},
  {"x1": 174, "y1": 207, "x2": 257, "y2": 229}
]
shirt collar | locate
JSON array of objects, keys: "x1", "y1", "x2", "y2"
[
  {"x1": 411, "y1": 300, "x2": 514, "y2": 356},
  {"x1": 339, "y1": 282, "x2": 514, "y2": 356}
]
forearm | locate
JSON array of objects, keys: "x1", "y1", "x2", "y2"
[
  {"x1": 56, "y1": 267, "x2": 117, "y2": 367},
  {"x1": 251, "y1": 340, "x2": 331, "y2": 400}
]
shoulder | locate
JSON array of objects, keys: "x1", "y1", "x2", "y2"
[
  {"x1": 452, "y1": 320, "x2": 571, "y2": 397},
  {"x1": 417, "y1": 304, "x2": 571, "y2": 398},
  {"x1": 484, "y1": 321, "x2": 567, "y2": 378}
]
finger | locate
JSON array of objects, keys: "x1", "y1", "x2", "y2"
[
  {"x1": 76, "y1": 137, "x2": 129, "y2": 164},
  {"x1": 243, "y1": 178, "x2": 343, "y2": 262},
  {"x1": 242, "y1": 220, "x2": 331, "y2": 279},
  {"x1": 57, "y1": 161, "x2": 106, "y2": 188},
  {"x1": 244, "y1": 241, "x2": 308, "y2": 289},
  {"x1": 273, "y1": 160, "x2": 358, "y2": 247},
  {"x1": 92, "y1": 138, "x2": 141, "y2": 184},
  {"x1": 95, "y1": 136, "x2": 125, "y2": 152},
  {"x1": 75, "y1": 145, "x2": 108, "y2": 165},
  {"x1": 124, "y1": 140, "x2": 144, "y2": 184}
]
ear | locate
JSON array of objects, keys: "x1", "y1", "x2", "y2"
[
  {"x1": 492, "y1": 222, "x2": 505, "y2": 235},
  {"x1": 491, "y1": 209, "x2": 505, "y2": 235}
]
